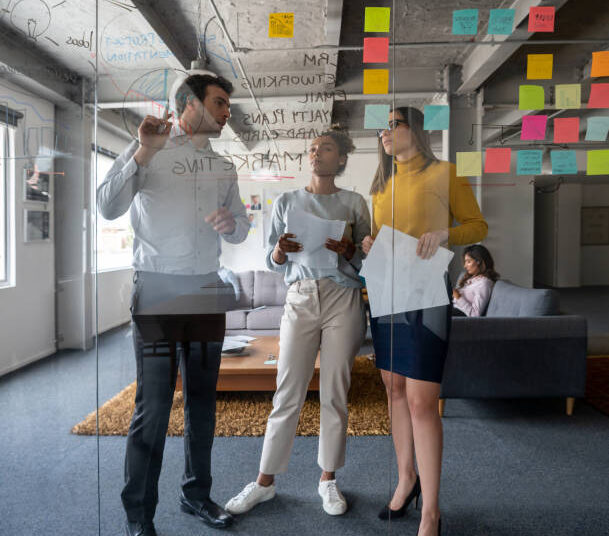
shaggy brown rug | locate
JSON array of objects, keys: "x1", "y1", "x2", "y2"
[
  {"x1": 585, "y1": 355, "x2": 609, "y2": 416},
  {"x1": 71, "y1": 356, "x2": 391, "y2": 437}
]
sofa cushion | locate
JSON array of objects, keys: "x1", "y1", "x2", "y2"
[
  {"x1": 233, "y1": 271, "x2": 254, "y2": 309},
  {"x1": 486, "y1": 280, "x2": 559, "y2": 317},
  {"x1": 225, "y1": 310, "x2": 247, "y2": 330},
  {"x1": 246, "y1": 306, "x2": 285, "y2": 330},
  {"x1": 253, "y1": 270, "x2": 288, "y2": 307}
]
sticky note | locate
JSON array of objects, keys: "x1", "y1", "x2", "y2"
[
  {"x1": 553, "y1": 117, "x2": 580, "y2": 143},
  {"x1": 488, "y1": 9, "x2": 515, "y2": 35},
  {"x1": 364, "y1": 104, "x2": 390, "y2": 129},
  {"x1": 588, "y1": 83, "x2": 609, "y2": 108},
  {"x1": 528, "y1": 6, "x2": 555, "y2": 33},
  {"x1": 591, "y1": 51, "x2": 609, "y2": 78},
  {"x1": 456, "y1": 152, "x2": 482, "y2": 177},
  {"x1": 555, "y1": 84, "x2": 581, "y2": 109},
  {"x1": 264, "y1": 359, "x2": 277, "y2": 365},
  {"x1": 363, "y1": 37, "x2": 389, "y2": 63},
  {"x1": 551, "y1": 151, "x2": 578, "y2": 175},
  {"x1": 484, "y1": 148, "x2": 512, "y2": 173},
  {"x1": 519, "y1": 85, "x2": 544, "y2": 110},
  {"x1": 365, "y1": 7, "x2": 391, "y2": 32},
  {"x1": 423, "y1": 105, "x2": 450, "y2": 130},
  {"x1": 452, "y1": 9, "x2": 478, "y2": 35},
  {"x1": 521, "y1": 115, "x2": 548, "y2": 140},
  {"x1": 527, "y1": 54, "x2": 553, "y2": 80},
  {"x1": 517, "y1": 150, "x2": 543, "y2": 175},
  {"x1": 587, "y1": 150, "x2": 609, "y2": 175},
  {"x1": 585, "y1": 117, "x2": 609, "y2": 141},
  {"x1": 363, "y1": 69, "x2": 389, "y2": 94},
  {"x1": 268, "y1": 13, "x2": 294, "y2": 38}
]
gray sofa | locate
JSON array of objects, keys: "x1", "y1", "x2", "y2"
[{"x1": 226, "y1": 272, "x2": 588, "y2": 415}]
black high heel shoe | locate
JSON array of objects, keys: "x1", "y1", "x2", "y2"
[
  {"x1": 438, "y1": 517, "x2": 442, "y2": 536},
  {"x1": 378, "y1": 475, "x2": 421, "y2": 520}
]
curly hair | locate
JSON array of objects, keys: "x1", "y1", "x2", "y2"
[{"x1": 317, "y1": 125, "x2": 356, "y2": 175}]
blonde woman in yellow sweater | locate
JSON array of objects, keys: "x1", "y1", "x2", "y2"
[{"x1": 362, "y1": 107, "x2": 487, "y2": 536}]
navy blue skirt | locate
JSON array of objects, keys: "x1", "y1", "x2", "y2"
[{"x1": 370, "y1": 273, "x2": 452, "y2": 384}]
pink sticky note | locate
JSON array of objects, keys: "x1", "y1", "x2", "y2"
[
  {"x1": 553, "y1": 117, "x2": 580, "y2": 143},
  {"x1": 521, "y1": 115, "x2": 548, "y2": 140},
  {"x1": 528, "y1": 6, "x2": 555, "y2": 32},
  {"x1": 363, "y1": 37, "x2": 389, "y2": 63},
  {"x1": 588, "y1": 83, "x2": 609, "y2": 108},
  {"x1": 484, "y1": 148, "x2": 512, "y2": 173}
]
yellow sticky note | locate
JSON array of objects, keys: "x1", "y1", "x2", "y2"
[
  {"x1": 456, "y1": 152, "x2": 482, "y2": 177},
  {"x1": 364, "y1": 7, "x2": 391, "y2": 32},
  {"x1": 527, "y1": 54, "x2": 553, "y2": 80},
  {"x1": 587, "y1": 150, "x2": 609, "y2": 175},
  {"x1": 363, "y1": 69, "x2": 389, "y2": 94},
  {"x1": 269, "y1": 13, "x2": 294, "y2": 38},
  {"x1": 555, "y1": 84, "x2": 581, "y2": 109},
  {"x1": 591, "y1": 51, "x2": 609, "y2": 78}
]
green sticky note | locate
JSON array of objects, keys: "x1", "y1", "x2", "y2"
[
  {"x1": 364, "y1": 7, "x2": 391, "y2": 32},
  {"x1": 555, "y1": 84, "x2": 581, "y2": 109},
  {"x1": 585, "y1": 117, "x2": 609, "y2": 142},
  {"x1": 587, "y1": 150, "x2": 609, "y2": 175},
  {"x1": 519, "y1": 85, "x2": 545, "y2": 110},
  {"x1": 423, "y1": 105, "x2": 450, "y2": 130},
  {"x1": 488, "y1": 9, "x2": 515, "y2": 35},
  {"x1": 453, "y1": 9, "x2": 479, "y2": 35},
  {"x1": 456, "y1": 152, "x2": 482, "y2": 176},
  {"x1": 364, "y1": 104, "x2": 390, "y2": 129},
  {"x1": 517, "y1": 150, "x2": 543, "y2": 175},
  {"x1": 551, "y1": 151, "x2": 578, "y2": 175}
]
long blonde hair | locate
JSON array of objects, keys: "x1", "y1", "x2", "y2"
[{"x1": 369, "y1": 106, "x2": 438, "y2": 195}]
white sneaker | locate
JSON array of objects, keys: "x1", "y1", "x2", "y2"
[
  {"x1": 318, "y1": 479, "x2": 347, "y2": 515},
  {"x1": 225, "y1": 482, "x2": 276, "y2": 514}
]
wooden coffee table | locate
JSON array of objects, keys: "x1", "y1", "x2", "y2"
[{"x1": 217, "y1": 336, "x2": 320, "y2": 391}]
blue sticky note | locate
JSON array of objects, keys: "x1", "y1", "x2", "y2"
[
  {"x1": 551, "y1": 151, "x2": 578, "y2": 175},
  {"x1": 488, "y1": 9, "x2": 515, "y2": 35},
  {"x1": 585, "y1": 116, "x2": 609, "y2": 141},
  {"x1": 517, "y1": 150, "x2": 543, "y2": 175},
  {"x1": 453, "y1": 9, "x2": 479, "y2": 35},
  {"x1": 364, "y1": 104, "x2": 390, "y2": 129},
  {"x1": 424, "y1": 105, "x2": 450, "y2": 130}
]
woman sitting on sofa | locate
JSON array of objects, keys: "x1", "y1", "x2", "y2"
[{"x1": 452, "y1": 244, "x2": 499, "y2": 317}]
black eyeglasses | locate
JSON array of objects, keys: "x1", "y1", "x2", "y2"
[{"x1": 376, "y1": 119, "x2": 408, "y2": 137}]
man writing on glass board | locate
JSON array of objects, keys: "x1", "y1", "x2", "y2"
[{"x1": 97, "y1": 74, "x2": 248, "y2": 536}]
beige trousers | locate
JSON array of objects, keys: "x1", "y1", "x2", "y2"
[{"x1": 259, "y1": 278, "x2": 366, "y2": 475}]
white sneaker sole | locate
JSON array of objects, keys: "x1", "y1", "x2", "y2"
[{"x1": 225, "y1": 489, "x2": 276, "y2": 515}]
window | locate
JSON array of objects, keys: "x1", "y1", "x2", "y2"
[
  {"x1": 0, "y1": 124, "x2": 15, "y2": 287},
  {"x1": 92, "y1": 148, "x2": 133, "y2": 271}
]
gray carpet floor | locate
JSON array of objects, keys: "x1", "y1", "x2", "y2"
[{"x1": 1, "y1": 326, "x2": 609, "y2": 536}]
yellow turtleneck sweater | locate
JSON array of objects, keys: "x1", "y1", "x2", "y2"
[{"x1": 372, "y1": 153, "x2": 488, "y2": 245}]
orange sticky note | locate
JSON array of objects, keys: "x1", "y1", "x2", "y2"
[
  {"x1": 553, "y1": 118, "x2": 580, "y2": 143},
  {"x1": 591, "y1": 51, "x2": 609, "y2": 78},
  {"x1": 528, "y1": 6, "x2": 555, "y2": 32},
  {"x1": 363, "y1": 69, "x2": 389, "y2": 94},
  {"x1": 484, "y1": 148, "x2": 511, "y2": 174},
  {"x1": 363, "y1": 37, "x2": 389, "y2": 63},
  {"x1": 269, "y1": 13, "x2": 294, "y2": 38},
  {"x1": 588, "y1": 83, "x2": 609, "y2": 108},
  {"x1": 527, "y1": 54, "x2": 553, "y2": 80}
]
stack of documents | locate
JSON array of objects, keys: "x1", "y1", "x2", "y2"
[
  {"x1": 222, "y1": 335, "x2": 256, "y2": 353},
  {"x1": 360, "y1": 225, "x2": 454, "y2": 317}
]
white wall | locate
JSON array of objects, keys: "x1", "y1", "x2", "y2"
[
  {"x1": 0, "y1": 81, "x2": 55, "y2": 376},
  {"x1": 581, "y1": 184, "x2": 609, "y2": 285}
]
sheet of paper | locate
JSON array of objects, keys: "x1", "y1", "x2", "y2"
[
  {"x1": 452, "y1": 9, "x2": 478, "y2": 35},
  {"x1": 424, "y1": 105, "x2": 450, "y2": 130},
  {"x1": 360, "y1": 226, "x2": 454, "y2": 317},
  {"x1": 222, "y1": 338, "x2": 251, "y2": 352},
  {"x1": 488, "y1": 8, "x2": 515, "y2": 35},
  {"x1": 456, "y1": 151, "x2": 482, "y2": 176},
  {"x1": 268, "y1": 13, "x2": 294, "y2": 38},
  {"x1": 286, "y1": 208, "x2": 346, "y2": 269},
  {"x1": 229, "y1": 335, "x2": 256, "y2": 342},
  {"x1": 591, "y1": 51, "x2": 609, "y2": 78},
  {"x1": 555, "y1": 84, "x2": 581, "y2": 109},
  {"x1": 528, "y1": 6, "x2": 555, "y2": 32},
  {"x1": 484, "y1": 148, "x2": 511, "y2": 173},
  {"x1": 588, "y1": 84, "x2": 609, "y2": 108},
  {"x1": 517, "y1": 150, "x2": 543, "y2": 175},
  {"x1": 585, "y1": 117, "x2": 609, "y2": 141},
  {"x1": 521, "y1": 115, "x2": 548, "y2": 140},
  {"x1": 554, "y1": 117, "x2": 580, "y2": 143},
  {"x1": 364, "y1": 7, "x2": 391, "y2": 32},
  {"x1": 551, "y1": 151, "x2": 578, "y2": 175},
  {"x1": 587, "y1": 150, "x2": 609, "y2": 175},
  {"x1": 363, "y1": 37, "x2": 389, "y2": 63},
  {"x1": 519, "y1": 85, "x2": 544, "y2": 110},
  {"x1": 363, "y1": 69, "x2": 389, "y2": 94},
  {"x1": 364, "y1": 104, "x2": 390, "y2": 129},
  {"x1": 527, "y1": 54, "x2": 553, "y2": 80}
]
